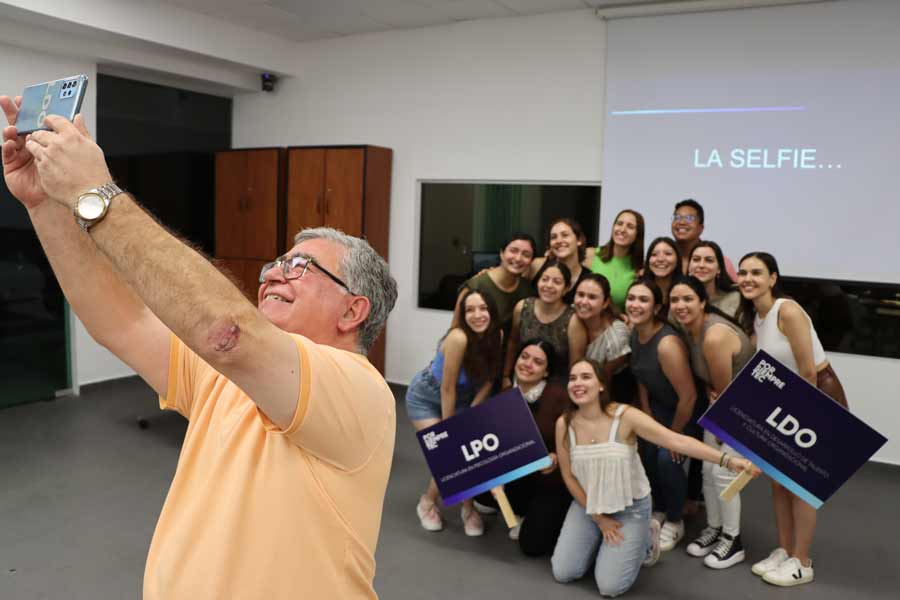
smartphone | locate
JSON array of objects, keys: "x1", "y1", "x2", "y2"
[{"x1": 16, "y1": 74, "x2": 89, "y2": 135}]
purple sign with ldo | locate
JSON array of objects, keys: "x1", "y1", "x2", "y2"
[
  {"x1": 700, "y1": 350, "x2": 887, "y2": 508},
  {"x1": 416, "y1": 388, "x2": 551, "y2": 505}
]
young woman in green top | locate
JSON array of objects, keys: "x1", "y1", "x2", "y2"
[{"x1": 583, "y1": 209, "x2": 645, "y2": 312}]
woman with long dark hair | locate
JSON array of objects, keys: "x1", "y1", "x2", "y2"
[
  {"x1": 669, "y1": 276, "x2": 755, "y2": 570},
  {"x1": 584, "y1": 209, "x2": 645, "y2": 312},
  {"x1": 455, "y1": 232, "x2": 537, "y2": 337},
  {"x1": 643, "y1": 237, "x2": 682, "y2": 312},
  {"x1": 551, "y1": 359, "x2": 758, "y2": 597},
  {"x1": 406, "y1": 290, "x2": 504, "y2": 536},
  {"x1": 626, "y1": 278, "x2": 698, "y2": 553},
  {"x1": 505, "y1": 260, "x2": 587, "y2": 387},
  {"x1": 475, "y1": 339, "x2": 572, "y2": 556},
  {"x1": 737, "y1": 252, "x2": 848, "y2": 587},
  {"x1": 528, "y1": 218, "x2": 591, "y2": 305},
  {"x1": 573, "y1": 273, "x2": 633, "y2": 402},
  {"x1": 687, "y1": 241, "x2": 741, "y2": 318}
]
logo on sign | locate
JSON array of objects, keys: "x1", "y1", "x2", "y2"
[
  {"x1": 751, "y1": 360, "x2": 786, "y2": 389},
  {"x1": 423, "y1": 430, "x2": 449, "y2": 451},
  {"x1": 766, "y1": 407, "x2": 818, "y2": 448},
  {"x1": 461, "y1": 434, "x2": 499, "y2": 462}
]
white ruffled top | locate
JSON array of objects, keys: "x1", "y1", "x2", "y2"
[{"x1": 569, "y1": 404, "x2": 652, "y2": 515}]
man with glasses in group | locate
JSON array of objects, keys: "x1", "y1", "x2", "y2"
[
  {"x1": 1, "y1": 95, "x2": 397, "y2": 600},
  {"x1": 671, "y1": 198, "x2": 737, "y2": 280}
]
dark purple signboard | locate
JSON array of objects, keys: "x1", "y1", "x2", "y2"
[
  {"x1": 416, "y1": 388, "x2": 552, "y2": 505},
  {"x1": 699, "y1": 350, "x2": 887, "y2": 508}
]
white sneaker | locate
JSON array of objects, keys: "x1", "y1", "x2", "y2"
[
  {"x1": 686, "y1": 526, "x2": 721, "y2": 557},
  {"x1": 508, "y1": 517, "x2": 524, "y2": 540},
  {"x1": 643, "y1": 519, "x2": 662, "y2": 567},
  {"x1": 659, "y1": 520, "x2": 685, "y2": 552},
  {"x1": 461, "y1": 506, "x2": 485, "y2": 537},
  {"x1": 763, "y1": 557, "x2": 814, "y2": 587},
  {"x1": 751, "y1": 547, "x2": 789, "y2": 576},
  {"x1": 473, "y1": 499, "x2": 498, "y2": 515},
  {"x1": 416, "y1": 496, "x2": 443, "y2": 532}
]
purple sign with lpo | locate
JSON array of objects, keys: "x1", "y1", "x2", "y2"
[
  {"x1": 699, "y1": 350, "x2": 887, "y2": 509},
  {"x1": 416, "y1": 388, "x2": 551, "y2": 505}
]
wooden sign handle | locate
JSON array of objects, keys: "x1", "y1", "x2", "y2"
[
  {"x1": 491, "y1": 486, "x2": 519, "y2": 528},
  {"x1": 720, "y1": 470, "x2": 753, "y2": 502}
]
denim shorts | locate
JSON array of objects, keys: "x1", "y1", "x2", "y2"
[{"x1": 405, "y1": 367, "x2": 474, "y2": 421}]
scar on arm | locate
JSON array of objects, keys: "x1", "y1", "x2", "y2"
[{"x1": 208, "y1": 319, "x2": 241, "y2": 352}]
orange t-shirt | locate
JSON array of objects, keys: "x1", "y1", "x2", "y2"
[{"x1": 144, "y1": 334, "x2": 396, "y2": 599}]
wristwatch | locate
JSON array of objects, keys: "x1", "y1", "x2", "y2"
[{"x1": 74, "y1": 182, "x2": 125, "y2": 231}]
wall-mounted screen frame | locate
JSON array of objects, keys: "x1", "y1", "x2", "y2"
[{"x1": 418, "y1": 181, "x2": 601, "y2": 311}]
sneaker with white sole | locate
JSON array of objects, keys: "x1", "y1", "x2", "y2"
[
  {"x1": 508, "y1": 517, "x2": 524, "y2": 540},
  {"x1": 763, "y1": 557, "x2": 814, "y2": 587},
  {"x1": 416, "y1": 496, "x2": 443, "y2": 532},
  {"x1": 643, "y1": 519, "x2": 662, "y2": 567},
  {"x1": 686, "y1": 526, "x2": 722, "y2": 557},
  {"x1": 659, "y1": 520, "x2": 685, "y2": 552},
  {"x1": 704, "y1": 533, "x2": 745, "y2": 569},
  {"x1": 473, "y1": 499, "x2": 498, "y2": 515},
  {"x1": 652, "y1": 511, "x2": 666, "y2": 525},
  {"x1": 751, "y1": 547, "x2": 789, "y2": 576},
  {"x1": 461, "y1": 506, "x2": 485, "y2": 537}
]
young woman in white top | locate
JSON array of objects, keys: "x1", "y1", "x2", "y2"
[
  {"x1": 551, "y1": 359, "x2": 758, "y2": 597},
  {"x1": 574, "y1": 274, "x2": 631, "y2": 384},
  {"x1": 737, "y1": 252, "x2": 848, "y2": 587}
]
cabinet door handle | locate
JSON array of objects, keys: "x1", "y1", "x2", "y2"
[{"x1": 325, "y1": 188, "x2": 331, "y2": 216}]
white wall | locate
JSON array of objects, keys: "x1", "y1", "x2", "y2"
[{"x1": 232, "y1": 8, "x2": 607, "y2": 380}]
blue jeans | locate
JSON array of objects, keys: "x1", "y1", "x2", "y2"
[
  {"x1": 404, "y1": 367, "x2": 473, "y2": 421},
  {"x1": 642, "y1": 403, "x2": 692, "y2": 522},
  {"x1": 551, "y1": 495, "x2": 652, "y2": 597}
]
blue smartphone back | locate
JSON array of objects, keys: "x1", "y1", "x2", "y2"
[{"x1": 17, "y1": 74, "x2": 89, "y2": 135}]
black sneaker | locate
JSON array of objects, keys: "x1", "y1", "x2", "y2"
[
  {"x1": 686, "y1": 526, "x2": 721, "y2": 557},
  {"x1": 703, "y1": 533, "x2": 746, "y2": 569}
]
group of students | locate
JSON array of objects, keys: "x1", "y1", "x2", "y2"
[{"x1": 405, "y1": 199, "x2": 848, "y2": 595}]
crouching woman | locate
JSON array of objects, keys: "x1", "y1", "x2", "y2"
[{"x1": 550, "y1": 359, "x2": 759, "y2": 597}]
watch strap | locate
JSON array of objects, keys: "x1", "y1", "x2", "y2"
[{"x1": 75, "y1": 182, "x2": 125, "y2": 231}]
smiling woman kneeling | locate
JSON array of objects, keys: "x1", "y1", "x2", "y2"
[{"x1": 551, "y1": 359, "x2": 759, "y2": 597}]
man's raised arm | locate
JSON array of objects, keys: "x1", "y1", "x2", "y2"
[
  {"x1": 20, "y1": 112, "x2": 302, "y2": 429},
  {"x1": 1, "y1": 96, "x2": 169, "y2": 395}
]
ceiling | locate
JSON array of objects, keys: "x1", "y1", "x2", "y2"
[{"x1": 158, "y1": 0, "x2": 696, "y2": 43}]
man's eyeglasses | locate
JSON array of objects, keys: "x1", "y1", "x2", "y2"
[
  {"x1": 259, "y1": 254, "x2": 356, "y2": 295},
  {"x1": 671, "y1": 214, "x2": 697, "y2": 224}
]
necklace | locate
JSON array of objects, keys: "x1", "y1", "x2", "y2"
[{"x1": 575, "y1": 414, "x2": 606, "y2": 444}]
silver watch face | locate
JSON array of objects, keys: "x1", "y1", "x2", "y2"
[{"x1": 77, "y1": 194, "x2": 106, "y2": 220}]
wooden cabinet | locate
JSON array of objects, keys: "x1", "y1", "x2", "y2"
[
  {"x1": 285, "y1": 146, "x2": 392, "y2": 373},
  {"x1": 285, "y1": 146, "x2": 391, "y2": 261},
  {"x1": 214, "y1": 148, "x2": 285, "y2": 303},
  {"x1": 215, "y1": 145, "x2": 392, "y2": 374},
  {"x1": 215, "y1": 148, "x2": 285, "y2": 261}
]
